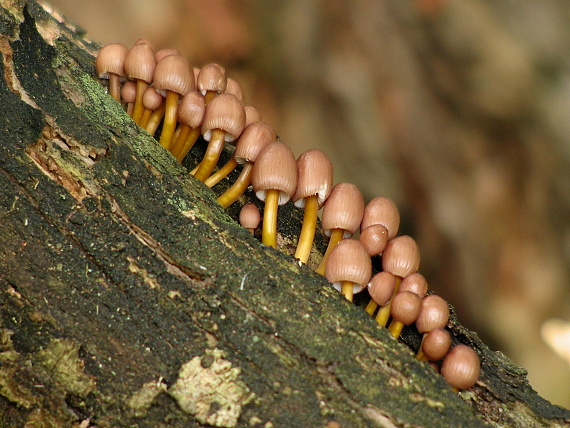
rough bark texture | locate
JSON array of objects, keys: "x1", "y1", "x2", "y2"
[{"x1": 0, "y1": 1, "x2": 569, "y2": 427}]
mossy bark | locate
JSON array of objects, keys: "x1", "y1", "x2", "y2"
[{"x1": 0, "y1": 1, "x2": 568, "y2": 427}]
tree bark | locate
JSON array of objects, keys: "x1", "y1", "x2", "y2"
[{"x1": 0, "y1": 1, "x2": 568, "y2": 427}]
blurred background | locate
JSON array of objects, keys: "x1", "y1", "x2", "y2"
[{"x1": 43, "y1": 0, "x2": 570, "y2": 408}]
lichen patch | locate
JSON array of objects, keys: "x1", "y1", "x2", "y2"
[
  {"x1": 36, "y1": 338, "x2": 96, "y2": 398},
  {"x1": 126, "y1": 378, "x2": 168, "y2": 418},
  {"x1": 168, "y1": 348, "x2": 254, "y2": 428}
]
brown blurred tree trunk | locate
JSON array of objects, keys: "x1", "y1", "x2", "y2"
[{"x1": 0, "y1": 1, "x2": 569, "y2": 427}]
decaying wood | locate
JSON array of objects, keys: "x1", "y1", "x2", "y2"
[{"x1": 0, "y1": 1, "x2": 569, "y2": 427}]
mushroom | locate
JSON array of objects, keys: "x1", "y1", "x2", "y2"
[
  {"x1": 359, "y1": 224, "x2": 389, "y2": 257},
  {"x1": 239, "y1": 202, "x2": 261, "y2": 236},
  {"x1": 169, "y1": 91, "x2": 206, "y2": 162},
  {"x1": 197, "y1": 63, "x2": 227, "y2": 104},
  {"x1": 210, "y1": 122, "x2": 276, "y2": 208},
  {"x1": 193, "y1": 93, "x2": 246, "y2": 182},
  {"x1": 224, "y1": 77, "x2": 245, "y2": 104},
  {"x1": 361, "y1": 197, "x2": 400, "y2": 240},
  {"x1": 365, "y1": 271, "x2": 397, "y2": 315},
  {"x1": 325, "y1": 239, "x2": 371, "y2": 302},
  {"x1": 121, "y1": 80, "x2": 136, "y2": 117},
  {"x1": 388, "y1": 290, "x2": 422, "y2": 338},
  {"x1": 244, "y1": 105, "x2": 262, "y2": 126},
  {"x1": 251, "y1": 141, "x2": 298, "y2": 248},
  {"x1": 414, "y1": 294, "x2": 450, "y2": 360},
  {"x1": 441, "y1": 344, "x2": 481, "y2": 391},
  {"x1": 124, "y1": 40, "x2": 156, "y2": 125},
  {"x1": 153, "y1": 54, "x2": 195, "y2": 151},
  {"x1": 418, "y1": 328, "x2": 451, "y2": 362},
  {"x1": 292, "y1": 149, "x2": 334, "y2": 264},
  {"x1": 96, "y1": 42, "x2": 128, "y2": 103},
  {"x1": 315, "y1": 183, "x2": 364, "y2": 276},
  {"x1": 139, "y1": 86, "x2": 164, "y2": 130},
  {"x1": 374, "y1": 236, "x2": 421, "y2": 326}
]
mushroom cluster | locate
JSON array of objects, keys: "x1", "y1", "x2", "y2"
[{"x1": 96, "y1": 40, "x2": 480, "y2": 391}]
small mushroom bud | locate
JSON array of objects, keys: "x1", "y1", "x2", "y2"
[
  {"x1": 96, "y1": 42, "x2": 128, "y2": 103},
  {"x1": 441, "y1": 344, "x2": 481, "y2": 391},
  {"x1": 121, "y1": 80, "x2": 136, "y2": 116},
  {"x1": 315, "y1": 183, "x2": 364, "y2": 276},
  {"x1": 224, "y1": 77, "x2": 244, "y2": 104},
  {"x1": 359, "y1": 224, "x2": 389, "y2": 257},
  {"x1": 251, "y1": 141, "x2": 298, "y2": 248},
  {"x1": 293, "y1": 149, "x2": 334, "y2": 264},
  {"x1": 325, "y1": 239, "x2": 371, "y2": 302},
  {"x1": 244, "y1": 105, "x2": 262, "y2": 126},
  {"x1": 239, "y1": 203, "x2": 261, "y2": 235},
  {"x1": 418, "y1": 328, "x2": 451, "y2": 362},
  {"x1": 365, "y1": 271, "x2": 397, "y2": 315},
  {"x1": 140, "y1": 86, "x2": 164, "y2": 130},
  {"x1": 399, "y1": 272, "x2": 428, "y2": 298},
  {"x1": 388, "y1": 291, "x2": 422, "y2": 338}
]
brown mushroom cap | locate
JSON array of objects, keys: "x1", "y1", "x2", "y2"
[
  {"x1": 142, "y1": 86, "x2": 163, "y2": 111},
  {"x1": 368, "y1": 271, "x2": 397, "y2": 306},
  {"x1": 239, "y1": 202, "x2": 261, "y2": 230},
  {"x1": 197, "y1": 63, "x2": 227, "y2": 95},
  {"x1": 251, "y1": 141, "x2": 298, "y2": 205},
  {"x1": 155, "y1": 48, "x2": 180, "y2": 62},
  {"x1": 177, "y1": 91, "x2": 206, "y2": 129},
  {"x1": 441, "y1": 344, "x2": 480, "y2": 390},
  {"x1": 361, "y1": 197, "x2": 400, "y2": 240},
  {"x1": 234, "y1": 122, "x2": 276, "y2": 163},
  {"x1": 293, "y1": 149, "x2": 334, "y2": 208},
  {"x1": 124, "y1": 42, "x2": 156, "y2": 83},
  {"x1": 390, "y1": 291, "x2": 422, "y2": 325},
  {"x1": 422, "y1": 328, "x2": 451, "y2": 361},
  {"x1": 121, "y1": 81, "x2": 137, "y2": 103},
  {"x1": 201, "y1": 93, "x2": 246, "y2": 143},
  {"x1": 399, "y1": 272, "x2": 428, "y2": 298},
  {"x1": 359, "y1": 224, "x2": 389, "y2": 256},
  {"x1": 244, "y1": 105, "x2": 262, "y2": 126},
  {"x1": 321, "y1": 183, "x2": 364, "y2": 237},
  {"x1": 325, "y1": 239, "x2": 372, "y2": 294},
  {"x1": 153, "y1": 54, "x2": 195, "y2": 97},
  {"x1": 382, "y1": 235, "x2": 420, "y2": 277},
  {"x1": 415, "y1": 294, "x2": 450, "y2": 333},
  {"x1": 96, "y1": 43, "x2": 128, "y2": 78},
  {"x1": 224, "y1": 77, "x2": 244, "y2": 104}
]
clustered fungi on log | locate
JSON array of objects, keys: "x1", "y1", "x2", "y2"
[
  {"x1": 0, "y1": 1, "x2": 569, "y2": 427},
  {"x1": 97, "y1": 36, "x2": 484, "y2": 391}
]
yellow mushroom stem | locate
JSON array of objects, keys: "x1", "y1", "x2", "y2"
[
  {"x1": 158, "y1": 90, "x2": 180, "y2": 151},
  {"x1": 109, "y1": 74, "x2": 121, "y2": 103},
  {"x1": 415, "y1": 336, "x2": 429, "y2": 361},
  {"x1": 341, "y1": 281, "x2": 354, "y2": 302},
  {"x1": 216, "y1": 162, "x2": 254, "y2": 208},
  {"x1": 294, "y1": 195, "x2": 319, "y2": 263},
  {"x1": 140, "y1": 108, "x2": 153, "y2": 129},
  {"x1": 131, "y1": 79, "x2": 148, "y2": 125},
  {"x1": 365, "y1": 300, "x2": 378, "y2": 316},
  {"x1": 204, "y1": 157, "x2": 238, "y2": 187},
  {"x1": 144, "y1": 102, "x2": 166, "y2": 136},
  {"x1": 171, "y1": 126, "x2": 201, "y2": 163},
  {"x1": 388, "y1": 319, "x2": 405, "y2": 338},
  {"x1": 190, "y1": 162, "x2": 200, "y2": 175},
  {"x1": 315, "y1": 228, "x2": 345, "y2": 276},
  {"x1": 205, "y1": 91, "x2": 217, "y2": 104},
  {"x1": 374, "y1": 277, "x2": 401, "y2": 326},
  {"x1": 193, "y1": 129, "x2": 227, "y2": 181},
  {"x1": 261, "y1": 189, "x2": 280, "y2": 248}
]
